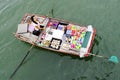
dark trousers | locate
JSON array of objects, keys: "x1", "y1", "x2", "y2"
[{"x1": 33, "y1": 29, "x2": 41, "y2": 36}]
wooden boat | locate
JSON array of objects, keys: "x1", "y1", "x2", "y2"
[{"x1": 14, "y1": 13, "x2": 96, "y2": 58}]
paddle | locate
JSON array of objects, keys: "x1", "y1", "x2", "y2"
[
  {"x1": 89, "y1": 53, "x2": 119, "y2": 63},
  {"x1": 9, "y1": 44, "x2": 34, "y2": 79}
]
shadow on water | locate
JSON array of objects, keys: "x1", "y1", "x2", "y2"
[
  {"x1": 71, "y1": 61, "x2": 115, "y2": 80},
  {"x1": 72, "y1": 76, "x2": 87, "y2": 80},
  {"x1": 48, "y1": 8, "x2": 55, "y2": 18},
  {"x1": 90, "y1": 34, "x2": 102, "y2": 54},
  {"x1": 94, "y1": 61, "x2": 115, "y2": 80}
]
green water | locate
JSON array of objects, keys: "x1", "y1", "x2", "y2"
[{"x1": 0, "y1": 0, "x2": 120, "y2": 80}]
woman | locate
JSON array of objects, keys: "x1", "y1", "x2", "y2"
[{"x1": 30, "y1": 15, "x2": 45, "y2": 36}]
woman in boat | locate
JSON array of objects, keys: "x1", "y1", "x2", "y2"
[{"x1": 29, "y1": 15, "x2": 45, "y2": 36}]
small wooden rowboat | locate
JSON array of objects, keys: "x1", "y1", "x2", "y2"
[{"x1": 14, "y1": 13, "x2": 96, "y2": 58}]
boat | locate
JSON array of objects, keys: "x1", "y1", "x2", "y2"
[{"x1": 14, "y1": 13, "x2": 96, "y2": 58}]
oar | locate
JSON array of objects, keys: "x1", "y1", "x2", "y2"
[
  {"x1": 9, "y1": 44, "x2": 34, "y2": 79},
  {"x1": 89, "y1": 53, "x2": 119, "y2": 63}
]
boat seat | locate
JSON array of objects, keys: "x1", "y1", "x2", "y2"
[{"x1": 17, "y1": 23, "x2": 28, "y2": 34}]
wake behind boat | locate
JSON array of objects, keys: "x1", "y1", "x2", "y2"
[{"x1": 15, "y1": 13, "x2": 96, "y2": 58}]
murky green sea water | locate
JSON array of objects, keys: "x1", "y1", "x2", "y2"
[{"x1": 0, "y1": 0, "x2": 120, "y2": 80}]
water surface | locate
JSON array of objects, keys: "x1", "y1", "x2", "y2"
[{"x1": 0, "y1": 0, "x2": 120, "y2": 80}]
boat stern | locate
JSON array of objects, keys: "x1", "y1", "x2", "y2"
[{"x1": 79, "y1": 25, "x2": 96, "y2": 58}]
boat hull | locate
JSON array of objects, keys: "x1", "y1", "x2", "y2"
[{"x1": 15, "y1": 13, "x2": 96, "y2": 58}]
